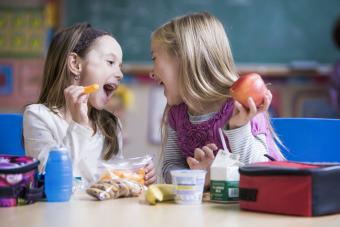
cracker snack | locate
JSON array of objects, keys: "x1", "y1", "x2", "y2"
[{"x1": 86, "y1": 179, "x2": 145, "y2": 200}]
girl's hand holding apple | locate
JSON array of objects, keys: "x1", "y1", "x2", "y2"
[
  {"x1": 230, "y1": 73, "x2": 269, "y2": 108},
  {"x1": 228, "y1": 73, "x2": 272, "y2": 129}
]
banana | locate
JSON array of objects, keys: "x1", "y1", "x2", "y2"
[{"x1": 145, "y1": 184, "x2": 175, "y2": 205}]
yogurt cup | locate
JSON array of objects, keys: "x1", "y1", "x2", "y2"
[{"x1": 170, "y1": 169, "x2": 206, "y2": 204}]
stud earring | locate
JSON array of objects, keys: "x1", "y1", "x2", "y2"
[
  {"x1": 74, "y1": 75, "x2": 80, "y2": 80},
  {"x1": 149, "y1": 72, "x2": 155, "y2": 79}
]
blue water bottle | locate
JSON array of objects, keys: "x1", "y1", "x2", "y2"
[{"x1": 45, "y1": 147, "x2": 73, "y2": 202}]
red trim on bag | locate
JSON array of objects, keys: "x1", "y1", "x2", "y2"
[{"x1": 254, "y1": 161, "x2": 321, "y2": 169}]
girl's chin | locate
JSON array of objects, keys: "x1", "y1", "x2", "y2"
[
  {"x1": 89, "y1": 97, "x2": 110, "y2": 111},
  {"x1": 89, "y1": 103, "x2": 105, "y2": 111}
]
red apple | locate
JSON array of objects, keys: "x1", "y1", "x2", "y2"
[{"x1": 230, "y1": 73, "x2": 268, "y2": 108}]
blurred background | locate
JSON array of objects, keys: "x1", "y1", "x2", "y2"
[{"x1": 0, "y1": 0, "x2": 339, "y2": 162}]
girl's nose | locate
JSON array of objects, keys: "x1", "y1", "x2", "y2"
[{"x1": 116, "y1": 69, "x2": 124, "y2": 81}]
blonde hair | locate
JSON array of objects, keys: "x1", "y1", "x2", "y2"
[
  {"x1": 38, "y1": 22, "x2": 119, "y2": 160},
  {"x1": 152, "y1": 12, "x2": 239, "y2": 113}
]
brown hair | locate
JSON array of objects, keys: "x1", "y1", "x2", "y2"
[{"x1": 38, "y1": 22, "x2": 119, "y2": 160}]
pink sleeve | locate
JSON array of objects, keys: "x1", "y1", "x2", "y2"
[{"x1": 250, "y1": 113, "x2": 269, "y2": 136}]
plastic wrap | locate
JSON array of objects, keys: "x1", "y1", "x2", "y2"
[{"x1": 86, "y1": 155, "x2": 151, "y2": 201}]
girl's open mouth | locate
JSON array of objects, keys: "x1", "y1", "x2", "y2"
[{"x1": 103, "y1": 83, "x2": 116, "y2": 97}]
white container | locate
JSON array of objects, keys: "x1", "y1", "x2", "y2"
[
  {"x1": 210, "y1": 150, "x2": 241, "y2": 202},
  {"x1": 170, "y1": 169, "x2": 206, "y2": 204}
]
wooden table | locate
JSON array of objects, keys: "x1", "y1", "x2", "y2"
[{"x1": 1, "y1": 193, "x2": 340, "y2": 227}]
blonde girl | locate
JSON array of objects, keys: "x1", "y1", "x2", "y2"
[{"x1": 150, "y1": 12, "x2": 283, "y2": 185}]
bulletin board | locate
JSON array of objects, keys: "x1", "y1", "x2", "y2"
[{"x1": 0, "y1": 7, "x2": 47, "y2": 58}]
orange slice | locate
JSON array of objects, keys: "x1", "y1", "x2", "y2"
[{"x1": 84, "y1": 84, "x2": 99, "y2": 94}]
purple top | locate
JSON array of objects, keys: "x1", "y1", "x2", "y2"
[{"x1": 168, "y1": 98, "x2": 282, "y2": 160}]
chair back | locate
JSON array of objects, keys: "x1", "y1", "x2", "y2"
[
  {"x1": 272, "y1": 118, "x2": 340, "y2": 162},
  {"x1": 0, "y1": 113, "x2": 25, "y2": 156}
]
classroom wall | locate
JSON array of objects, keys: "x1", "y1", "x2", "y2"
[
  {"x1": 64, "y1": 0, "x2": 340, "y2": 64},
  {"x1": 122, "y1": 84, "x2": 161, "y2": 162},
  {"x1": 0, "y1": 1, "x2": 338, "y2": 165}
]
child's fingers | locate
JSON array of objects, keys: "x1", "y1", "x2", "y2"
[
  {"x1": 144, "y1": 167, "x2": 155, "y2": 182},
  {"x1": 187, "y1": 157, "x2": 199, "y2": 169},
  {"x1": 63, "y1": 85, "x2": 89, "y2": 125},
  {"x1": 144, "y1": 160, "x2": 154, "y2": 173},
  {"x1": 206, "y1": 143, "x2": 218, "y2": 151},
  {"x1": 247, "y1": 97, "x2": 257, "y2": 116},
  {"x1": 66, "y1": 85, "x2": 82, "y2": 94},
  {"x1": 193, "y1": 148, "x2": 205, "y2": 161},
  {"x1": 145, "y1": 167, "x2": 155, "y2": 178},
  {"x1": 65, "y1": 86, "x2": 85, "y2": 104},
  {"x1": 63, "y1": 85, "x2": 72, "y2": 95},
  {"x1": 259, "y1": 91, "x2": 272, "y2": 112},
  {"x1": 78, "y1": 93, "x2": 89, "y2": 103},
  {"x1": 145, "y1": 175, "x2": 157, "y2": 186},
  {"x1": 202, "y1": 146, "x2": 214, "y2": 160},
  {"x1": 143, "y1": 161, "x2": 156, "y2": 185},
  {"x1": 234, "y1": 100, "x2": 246, "y2": 116},
  {"x1": 64, "y1": 85, "x2": 77, "y2": 99},
  {"x1": 265, "y1": 89, "x2": 272, "y2": 102},
  {"x1": 73, "y1": 93, "x2": 89, "y2": 106}
]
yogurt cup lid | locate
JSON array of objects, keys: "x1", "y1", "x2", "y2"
[{"x1": 170, "y1": 169, "x2": 207, "y2": 177}]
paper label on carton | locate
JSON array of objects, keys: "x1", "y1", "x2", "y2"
[{"x1": 210, "y1": 180, "x2": 239, "y2": 201}]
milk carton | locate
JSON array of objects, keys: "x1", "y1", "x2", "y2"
[{"x1": 210, "y1": 150, "x2": 243, "y2": 202}]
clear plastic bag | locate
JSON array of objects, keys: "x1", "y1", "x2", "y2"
[
  {"x1": 98, "y1": 155, "x2": 152, "y2": 184},
  {"x1": 86, "y1": 155, "x2": 151, "y2": 201}
]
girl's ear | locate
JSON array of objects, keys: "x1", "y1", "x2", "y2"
[{"x1": 67, "y1": 52, "x2": 82, "y2": 79}]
